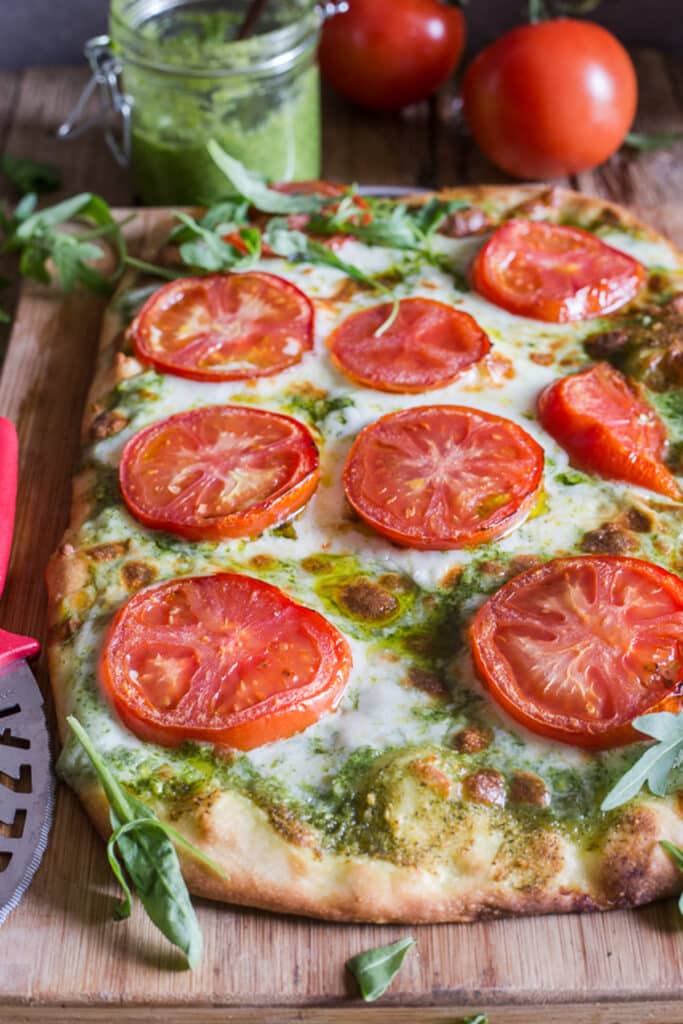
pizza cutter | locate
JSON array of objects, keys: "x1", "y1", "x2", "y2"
[{"x1": 0, "y1": 416, "x2": 54, "y2": 925}]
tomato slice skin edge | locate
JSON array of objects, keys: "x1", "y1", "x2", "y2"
[
  {"x1": 119, "y1": 405, "x2": 321, "y2": 541},
  {"x1": 470, "y1": 555, "x2": 683, "y2": 749},
  {"x1": 130, "y1": 271, "x2": 315, "y2": 383},
  {"x1": 537, "y1": 362, "x2": 681, "y2": 500},
  {"x1": 100, "y1": 573, "x2": 353, "y2": 751},
  {"x1": 343, "y1": 404, "x2": 545, "y2": 550},
  {"x1": 328, "y1": 297, "x2": 491, "y2": 394},
  {"x1": 471, "y1": 219, "x2": 646, "y2": 323}
]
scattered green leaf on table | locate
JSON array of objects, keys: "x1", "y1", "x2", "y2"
[
  {"x1": 0, "y1": 154, "x2": 62, "y2": 194},
  {"x1": 67, "y1": 715, "x2": 227, "y2": 969},
  {"x1": 601, "y1": 711, "x2": 683, "y2": 811},
  {"x1": 625, "y1": 131, "x2": 683, "y2": 152},
  {"x1": 346, "y1": 936, "x2": 416, "y2": 1001},
  {"x1": 4, "y1": 192, "x2": 127, "y2": 294}
]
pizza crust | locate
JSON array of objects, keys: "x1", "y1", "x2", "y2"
[{"x1": 46, "y1": 185, "x2": 683, "y2": 923}]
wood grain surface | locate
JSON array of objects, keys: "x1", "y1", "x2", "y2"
[{"x1": 1, "y1": 54, "x2": 683, "y2": 1021}]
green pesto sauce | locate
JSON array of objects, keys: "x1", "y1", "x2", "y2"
[
  {"x1": 58, "y1": 530, "x2": 640, "y2": 864},
  {"x1": 111, "y1": 6, "x2": 321, "y2": 204}
]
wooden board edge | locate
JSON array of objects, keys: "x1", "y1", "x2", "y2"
[{"x1": 1, "y1": 1000, "x2": 683, "y2": 1023}]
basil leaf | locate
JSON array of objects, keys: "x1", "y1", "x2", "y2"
[
  {"x1": 346, "y1": 937, "x2": 416, "y2": 1001},
  {"x1": 601, "y1": 711, "x2": 683, "y2": 811},
  {"x1": 626, "y1": 131, "x2": 683, "y2": 152},
  {"x1": 0, "y1": 154, "x2": 61, "y2": 195},
  {"x1": 67, "y1": 715, "x2": 221, "y2": 970},
  {"x1": 207, "y1": 140, "x2": 332, "y2": 214},
  {"x1": 108, "y1": 815, "x2": 203, "y2": 969}
]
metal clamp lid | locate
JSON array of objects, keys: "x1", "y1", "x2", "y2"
[{"x1": 56, "y1": 36, "x2": 132, "y2": 167}]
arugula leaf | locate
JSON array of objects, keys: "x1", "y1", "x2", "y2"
[
  {"x1": 307, "y1": 195, "x2": 468, "y2": 252},
  {"x1": 601, "y1": 711, "x2": 683, "y2": 811},
  {"x1": 263, "y1": 221, "x2": 379, "y2": 288},
  {"x1": 68, "y1": 715, "x2": 226, "y2": 969},
  {"x1": 4, "y1": 193, "x2": 126, "y2": 294},
  {"x1": 626, "y1": 131, "x2": 683, "y2": 152},
  {"x1": 207, "y1": 139, "x2": 333, "y2": 214},
  {"x1": 169, "y1": 196, "x2": 251, "y2": 241},
  {"x1": 346, "y1": 937, "x2": 416, "y2": 1001},
  {"x1": 0, "y1": 154, "x2": 61, "y2": 194},
  {"x1": 172, "y1": 210, "x2": 261, "y2": 272}
]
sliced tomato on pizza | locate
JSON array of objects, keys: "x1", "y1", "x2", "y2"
[
  {"x1": 343, "y1": 404, "x2": 544, "y2": 549},
  {"x1": 471, "y1": 555, "x2": 683, "y2": 748},
  {"x1": 100, "y1": 573, "x2": 352, "y2": 751},
  {"x1": 471, "y1": 219, "x2": 646, "y2": 322},
  {"x1": 130, "y1": 271, "x2": 314, "y2": 381},
  {"x1": 538, "y1": 362, "x2": 681, "y2": 499},
  {"x1": 328, "y1": 297, "x2": 491, "y2": 393},
  {"x1": 120, "y1": 405, "x2": 320, "y2": 541}
]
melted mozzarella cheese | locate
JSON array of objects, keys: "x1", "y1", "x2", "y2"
[{"x1": 61, "y1": 221, "x2": 683, "y2": 798}]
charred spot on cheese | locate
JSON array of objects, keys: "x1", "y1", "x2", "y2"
[
  {"x1": 452, "y1": 726, "x2": 493, "y2": 755},
  {"x1": 249, "y1": 553, "x2": 277, "y2": 571},
  {"x1": 335, "y1": 578, "x2": 399, "y2": 622},
  {"x1": 507, "y1": 186, "x2": 562, "y2": 221},
  {"x1": 509, "y1": 771, "x2": 551, "y2": 809},
  {"x1": 508, "y1": 554, "x2": 543, "y2": 575},
  {"x1": 529, "y1": 351, "x2": 555, "y2": 367},
  {"x1": 121, "y1": 560, "x2": 158, "y2": 591},
  {"x1": 580, "y1": 521, "x2": 637, "y2": 555},
  {"x1": 86, "y1": 540, "x2": 131, "y2": 562},
  {"x1": 439, "y1": 206, "x2": 491, "y2": 239},
  {"x1": 378, "y1": 572, "x2": 417, "y2": 594},
  {"x1": 410, "y1": 755, "x2": 452, "y2": 798},
  {"x1": 617, "y1": 506, "x2": 653, "y2": 533},
  {"x1": 89, "y1": 409, "x2": 128, "y2": 441},
  {"x1": 403, "y1": 666, "x2": 450, "y2": 699},
  {"x1": 463, "y1": 769, "x2": 506, "y2": 807},
  {"x1": 324, "y1": 277, "x2": 368, "y2": 304}
]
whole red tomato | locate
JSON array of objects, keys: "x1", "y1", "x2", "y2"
[
  {"x1": 462, "y1": 19, "x2": 637, "y2": 179},
  {"x1": 318, "y1": 0, "x2": 466, "y2": 112}
]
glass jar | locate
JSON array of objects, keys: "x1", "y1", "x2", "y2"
[{"x1": 102, "y1": 1, "x2": 322, "y2": 204}]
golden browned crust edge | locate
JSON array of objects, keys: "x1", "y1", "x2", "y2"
[{"x1": 47, "y1": 186, "x2": 683, "y2": 922}]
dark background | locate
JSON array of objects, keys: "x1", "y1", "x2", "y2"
[{"x1": 1, "y1": 0, "x2": 682, "y2": 70}]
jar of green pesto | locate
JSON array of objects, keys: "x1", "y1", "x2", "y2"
[{"x1": 67, "y1": 1, "x2": 323, "y2": 204}]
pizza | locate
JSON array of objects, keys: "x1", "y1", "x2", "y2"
[{"x1": 46, "y1": 182, "x2": 683, "y2": 924}]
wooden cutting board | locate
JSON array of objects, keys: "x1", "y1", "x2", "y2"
[{"x1": 1, "y1": 209, "x2": 683, "y2": 1024}]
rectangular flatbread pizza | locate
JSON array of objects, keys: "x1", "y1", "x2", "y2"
[{"x1": 47, "y1": 182, "x2": 683, "y2": 922}]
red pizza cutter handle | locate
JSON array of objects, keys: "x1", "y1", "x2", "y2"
[{"x1": 0, "y1": 416, "x2": 40, "y2": 670}]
